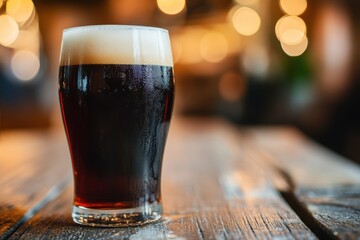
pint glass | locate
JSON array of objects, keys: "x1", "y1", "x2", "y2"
[{"x1": 58, "y1": 25, "x2": 174, "y2": 227}]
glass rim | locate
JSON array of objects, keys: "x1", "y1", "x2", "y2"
[{"x1": 63, "y1": 25, "x2": 169, "y2": 34}]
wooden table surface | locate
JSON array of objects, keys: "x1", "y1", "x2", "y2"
[{"x1": 1, "y1": 117, "x2": 359, "y2": 240}]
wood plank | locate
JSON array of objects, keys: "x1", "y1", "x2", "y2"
[
  {"x1": 9, "y1": 118, "x2": 316, "y2": 239},
  {"x1": 297, "y1": 185, "x2": 360, "y2": 239},
  {"x1": 0, "y1": 130, "x2": 72, "y2": 239},
  {"x1": 245, "y1": 127, "x2": 360, "y2": 239}
]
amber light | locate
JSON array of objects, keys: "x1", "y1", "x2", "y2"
[
  {"x1": 275, "y1": 15, "x2": 306, "y2": 45},
  {"x1": 156, "y1": 0, "x2": 185, "y2": 15},
  {"x1": 280, "y1": 0, "x2": 307, "y2": 16},
  {"x1": 231, "y1": 7, "x2": 261, "y2": 36},
  {"x1": 200, "y1": 31, "x2": 228, "y2": 63},
  {"x1": 6, "y1": 0, "x2": 35, "y2": 25},
  {"x1": 276, "y1": 0, "x2": 308, "y2": 57},
  {"x1": 0, "y1": 15, "x2": 19, "y2": 46}
]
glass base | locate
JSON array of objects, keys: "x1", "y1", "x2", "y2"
[{"x1": 72, "y1": 202, "x2": 162, "y2": 227}]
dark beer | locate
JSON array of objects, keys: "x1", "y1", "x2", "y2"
[
  {"x1": 59, "y1": 25, "x2": 173, "y2": 226},
  {"x1": 59, "y1": 64, "x2": 174, "y2": 209}
]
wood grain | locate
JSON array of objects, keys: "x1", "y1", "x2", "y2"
[
  {"x1": 246, "y1": 127, "x2": 360, "y2": 239},
  {"x1": 297, "y1": 185, "x2": 360, "y2": 239},
  {"x1": 0, "y1": 130, "x2": 72, "y2": 239},
  {"x1": 9, "y1": 118, "x2": 316, "y2": 239}
]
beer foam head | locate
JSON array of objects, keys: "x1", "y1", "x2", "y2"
[{"x1": 60, "y1": 25, "x2": 173, "y2": 67}]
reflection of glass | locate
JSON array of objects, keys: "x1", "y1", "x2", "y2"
[{"x1": 58, "y1": 25, "x2": 174, "y2": 227}]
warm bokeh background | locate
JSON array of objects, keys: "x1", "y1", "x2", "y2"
[{"x1": 0, "y1": 0, "x2": 359, "y2": 163}]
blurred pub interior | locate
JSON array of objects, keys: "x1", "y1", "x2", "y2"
[{"x1": 0, "y1": 0, "x2": 359, "y2": 163}]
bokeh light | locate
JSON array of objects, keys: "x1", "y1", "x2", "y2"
[
  {"x1": 200, "y1": 31, "x2": 228, "y2": 63},
  {"x1": 234, "y1": 0, "x2": 258, "y2": 5},
  {"x1": 11, "y1": 50, "x2": 40, "y2": 81},
  {"x1": 178, "y1": 27, "x2": 204, "y2": 64},
  {"x1": 156, "y1": 0, "x2": 185, "y2": 15},
  {"x1": 280, "y1": 0, "x2": 307, "y2": 16},
  {"x1": 0, "y1": 15, "x2": 20, "y2": 46},
  {"x1": 281, "y1": 35, "x2": 308, "y2": 57},
  {"x1": 6, "y1": 0, "x2": 35, "y2": 25},
  {"x1": 232, "y1": 7, "x2": 261, "y2": 36},
  {"x1": 281, "y1": 28, "x2": 306, "y2": 45},
  {"x1": 275, "y1": 15, "x2": 306, "y2": 45},
  {"x1": 8, "y1": 14, "x2": 39, "y2": 51}
]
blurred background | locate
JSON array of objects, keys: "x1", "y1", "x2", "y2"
[{"x1": 0, "y1": 0, "x2": 359, "y2": 163}]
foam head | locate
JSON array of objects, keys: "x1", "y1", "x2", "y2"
[{"x1": 60, "y1": 25, "x2": 173, "y2": 67}]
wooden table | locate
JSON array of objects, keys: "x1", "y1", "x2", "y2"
[{"x1": 1, "y1": 117, "x2": 360, "y2": 239}]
